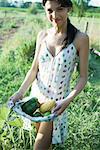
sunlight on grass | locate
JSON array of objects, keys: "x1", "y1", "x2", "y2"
[{"x1": 0, "y1": 8, "x2": 99, "y2": 150}]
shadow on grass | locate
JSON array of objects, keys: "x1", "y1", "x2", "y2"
[{"x1": 89, "y1": 53, "x2": 100, "y2": 88}]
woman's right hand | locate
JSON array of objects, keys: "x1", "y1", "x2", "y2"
[{"x1": 8, "y1": 91, "x2": 23, "y2": 105}]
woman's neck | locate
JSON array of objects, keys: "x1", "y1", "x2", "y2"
[{"x1": 53, "y1": 21, "x2": 67, "y2": 35}]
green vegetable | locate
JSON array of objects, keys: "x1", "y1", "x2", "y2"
[
  {"x1": 43, "y1": 111, "x2": 51, "y2": 116},
  {"x1": 32, "y1": 112, "x2": 43, "y2": 117},
  {"x1": 21, "y1": 97, "x2": 40, "y2": 116}
]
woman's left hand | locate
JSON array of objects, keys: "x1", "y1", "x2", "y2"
[{"x1": 52, "y1": 99, "x2": 70, "y2": 116}]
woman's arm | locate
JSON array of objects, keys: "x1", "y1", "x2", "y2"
[
  {"x1": 17, "y1": 32, "x2": 42, "y2": 96},
  {"x1": 9, "y1": 30, "x2": 46, "y2": 102},
  {"x1": 65, "y1": 33, "x2": 89, "y2": 101},
  {"x1": 53, "y1": 33, "x2": 89, "y2": 115}
]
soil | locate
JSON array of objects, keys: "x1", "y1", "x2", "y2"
[
  {"x1": 0, "y1": 28, "x2": 17, "y2": 49},
  {"x1": 0, "y1": 18, "x2": 24, "y2": 49}
]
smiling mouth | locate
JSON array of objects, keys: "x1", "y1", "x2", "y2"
[{"x1": 53, "y1": 19, "x2": 61, "y2": 23}]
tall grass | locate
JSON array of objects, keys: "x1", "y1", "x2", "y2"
[
  {"x1": 0, "y1": 14, "x2": 48, "y2": 104},
  {"x1": 0, "y1": 9, "x2": 99, "y2": 150},
  {"x1": 70, "y1": 16, "x2": 100, "y2": 50}
]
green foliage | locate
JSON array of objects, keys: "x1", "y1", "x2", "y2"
[
  {"x1": 28, "y1": 3, "x2": 44, "y2": 14},
  {"x1": 85, "y1": 11, "x2": 100, "y2": 18},
  {"x1": 0, "y1": 0, "x2": 10, "y2": 7},
  {"x1": 0, "y1": 105, "x2": 10, "y2": 121},
  {"x1": 8, "y1": 118, "x2": 23, "y2": 127},
  {"x1": 72, "y1": 0, "x2": 100, "y2": 18},
  {"x1": 0, "y1": 105, "x2": 10, "y2": 130},
  {"x1": 34, "y1": 2, "x2": 43, "y2": 10},
  {"x1": 0, "y1": 8, "x2": 99, "y2": 150},
  {"x1": 0, "y1": 7, "x2": 28, "y2": 12},
  {"x1": 72, "y1": 0, "x2": 85, "y2": 17},
  {"x1": 0, "y1": 105, "x2": 36, "y2": 149},
  {"x1": 89, "y1": 50, "x2": 100, "y2": 85},
  {"x1": 28, "y1": 3, "x2": 38, "y2": 14},
  {"x1": 1, "y1": 21, "x2": 17, "y2": 30},
  {"x1": 0, "y1": 13, "x2": 48, "y2": 104}
]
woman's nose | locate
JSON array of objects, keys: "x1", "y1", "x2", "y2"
[{"x1": 52, "y1": 11, "x2": 58, "y2": 19}]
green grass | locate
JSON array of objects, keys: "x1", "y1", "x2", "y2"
[
  {"x1": 0, "y1": 7, "x2": 28, "y2": 12},
  {"x1": 85, "y1": 12, "x2": 100, "y2": 18},
  {"x1": 0, "y1": 8, "x2": 99, "y2": 150},
  {"x1": 89, "y1": 52, "x2": 100, "y2": 86}
]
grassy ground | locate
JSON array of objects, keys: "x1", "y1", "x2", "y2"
[
  {"x1": 0, "y1": 8, "x2": 99, "y2": 150},
  {"x1": 0, "y1": 8, "x2": 99, "y2": 50}
]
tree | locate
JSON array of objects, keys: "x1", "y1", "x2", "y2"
[
  {"x1": 0, "y1": 0, "x2": 10, "y2": 7},
  {"x1": 72, "y1": 0, "x2": 90, "y2": 17}
]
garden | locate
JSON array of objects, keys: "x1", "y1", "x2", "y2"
[{"x1": 0, "y1": 4, "x2": 100, "y2": 150}]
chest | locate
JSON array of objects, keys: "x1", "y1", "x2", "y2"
[
  {"x1": 45, "y1": 34, "x2": 66, "y2": 57},
  {"x1": 39, "y1": 42, "x2": 77, "y2": 73}
]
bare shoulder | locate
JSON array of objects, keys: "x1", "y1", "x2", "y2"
[
  {"x1": 37, "y1": 30, "x2": 47, "y2": 43},
  {"x1": 35, "y1": 30, "x2": 47, "y2": 53},
  {"x1": 77, "y1": 31, "x2": 89, "y2": 43},
  {"x1": 75, "y1": 31, "x2": 89, "y2": 51}
]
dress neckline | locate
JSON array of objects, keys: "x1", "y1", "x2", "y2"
[{"x1": 45, "y1": 41, "x2": 77, "y2": 58}]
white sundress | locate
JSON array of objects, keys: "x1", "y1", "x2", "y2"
[{"x1": 30, "y1": 40, "x2": 78, "y2": 144}]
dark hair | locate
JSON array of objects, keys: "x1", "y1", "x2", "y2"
[
  {"x1": 43, "y1": 0, "x2": 73, "y2": 7},
  {"x1": 42, "y1": 0, "x2": 78, "y2": 47}
]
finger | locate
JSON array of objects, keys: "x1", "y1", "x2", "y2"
[
  {"x1": 52, "y1": 105, "x2": 61, "y2": 113},
  {"x1": 7, "y1": 100, "x2": 14, "y2": 108},
  {"x1": 57, "y1": 105, "x2": 67, "y2": 116},
  {"x1": 56, "y1": 108, "x2": 64, "y2": 116}
]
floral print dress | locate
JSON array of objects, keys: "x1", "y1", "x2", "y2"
[{"x1": 30, "y1": 40, "x2": 77, "y2": 144}]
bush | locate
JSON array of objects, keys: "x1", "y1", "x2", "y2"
[
  {"x1": 28, "y1": 3, "x2": 38, "y2": 14},
  {"x1": 0, "y1": 10, "x2": 99, "y2": 150}
]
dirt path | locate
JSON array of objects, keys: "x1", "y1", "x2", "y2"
[
  {"x1": 0, "y1": 18, "x2": 24, "y2": 49},
  {"x1": 0, "y1": 28, "x2": 17, "y2": 49}
]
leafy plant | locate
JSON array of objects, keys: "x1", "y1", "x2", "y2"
[
  {"x1": 0, "y1": 8, "x2": 99, "y2": 150},
  {"x1": 0, "y1": 104, "x2": 36, "y2": 149}
]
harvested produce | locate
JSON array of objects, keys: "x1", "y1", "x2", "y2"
[
  {"x1": 43, "y1": 111, "x2": 51, "y2": 116},
  {"x1": 32, "y1": 112, "x2": 43, "y2": 117},
  {"x1": 21, "y1": 97, "x2": 40, "y2": 116},
  {"x1": 39, "y1": 100, "x2": 56, "y2": 113}
]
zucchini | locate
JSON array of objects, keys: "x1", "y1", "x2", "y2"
[
  {"x1": 21, "y1": 97, "x2": 40, "y2": 116},
  {"x1": 32, "y1": 112, "x2": 43, "y2": 117},
  {"x1": 43, "y1": 111, "x2": 51, "y2": 116}
]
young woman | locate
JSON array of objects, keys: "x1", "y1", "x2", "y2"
[{"x1": 9, "y1": 0, "x2": 89, "y2": 149}]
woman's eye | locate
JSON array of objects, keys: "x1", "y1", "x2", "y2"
[
  {"x1": 47, "y1": 9, "x2": 52, "y2": 13},
  {"x1": 57, "y1": 7, "x2": 63, "y2": 11}
]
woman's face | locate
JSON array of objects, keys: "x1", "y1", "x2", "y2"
[{"x1": 44, "y1": 0, "x2": 69, "y2": 28}]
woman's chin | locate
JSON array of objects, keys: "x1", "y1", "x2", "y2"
[
  {"x1": 53, "y1": 24, "x2": 63, "y2": 31},
  {"x1": 52, "y1": 22, "x2": 62, "y2": 27}
]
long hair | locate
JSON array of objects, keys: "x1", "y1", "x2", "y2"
[
  {"x1": 42, "y1": 0, "x2": 78, "y2": 47},
  {"x1": 43, "y1": 0, "x2": 73, "y2": 8}
]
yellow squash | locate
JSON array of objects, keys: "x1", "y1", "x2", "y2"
[{"x1": 39, "y1": 100, "x2": 56, "y2": 113}]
